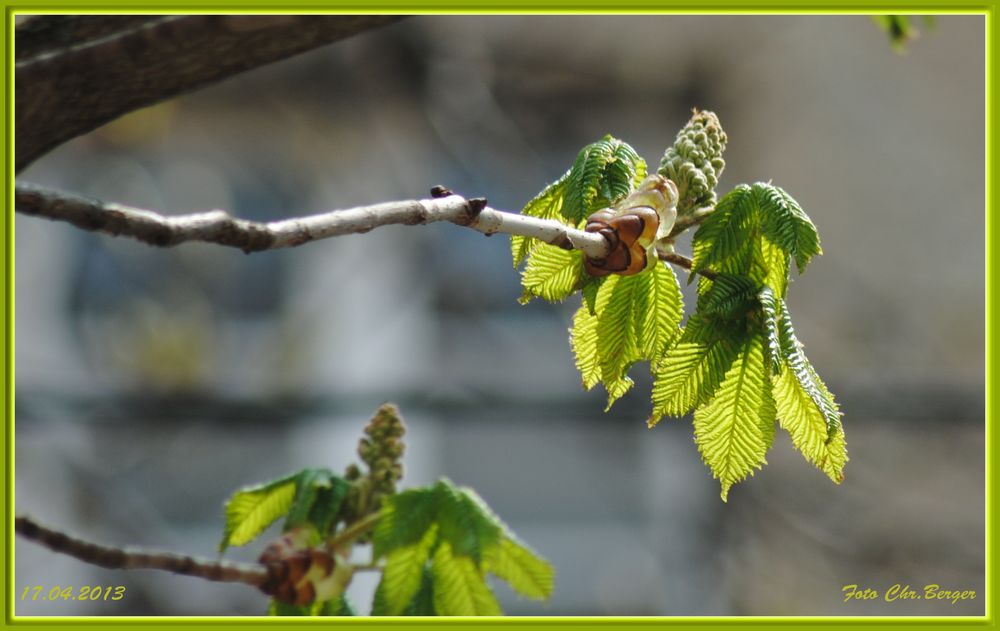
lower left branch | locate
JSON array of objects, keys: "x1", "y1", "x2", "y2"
[{"x1": 15, "y1": 515, "x2": 269, "y2": 587}]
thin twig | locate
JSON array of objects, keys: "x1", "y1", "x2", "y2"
[
  {"x1": 15, "y1": 515, "x2": 268, "y2": 587},
  {"x1": 657, "y1": 250, "x2": 718, "y2": 280},
  {"x1": 16, "y1": 182, "x2": 723, "y2": 278},
  {"x1": 327, "y1": 512, "x2": 382, "y2": 550},
  {"x1": 15, "y1": 182, "x2": 611, "y2": 259},
  {"x1": 352, "y1": 563, "x2": 385, "y2": 572}
]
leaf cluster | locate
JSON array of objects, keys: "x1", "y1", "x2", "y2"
[
  {"x1": 218, "y1": 408, "x2": 553, "y2": 617},
  {"x1": 512, "y1": 121, "x2": 847, "y2": 500},
  {"x1": 219, "y1": 467, "x2": 350, "y2": 553},
  {"x1": 371, "y1": 479, "x2": 554, "y2": 616},
  {"x1": 512, "y1": 135, "x2": 647, "y2": 304}
]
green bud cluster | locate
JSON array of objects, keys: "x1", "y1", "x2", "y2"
[
  {"x1": 340, "y1": 404, "x2": 407, "y2": 534},
  {"x1": 357, "y1": 403, "x2": 406, "y2": 498},
  {"x1": 657, "y1": 109, "x2": 727, "y2": 214}
]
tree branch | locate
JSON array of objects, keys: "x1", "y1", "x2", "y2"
[
  {"x1": 15, "y1": 515, "x2": 268, "y2": 587},
  {"x1": 15, "y1": 15, "x2": 406, "y2": 172},
  {"x1": 15, "y1": 15, "x2": 166, "y2": 62},
  {"x1": 16, "y1": 182, "x2": 724, "y2": 280},
  {"x1": 15, "y1": 182, "x2": 611, "y2": 259},
  {"x1": 327, "y1": 511, "x2": 381, "y2": 550}
]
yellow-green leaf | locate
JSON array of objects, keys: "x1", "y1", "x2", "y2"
[
  {"x1": 512, "y1": 177, "x2": 568, "y2": 268},
  {"x1": 518, "y1": 245, "x2": 584, "y2": 305},
  {"x1": 595, "y1": 274, "x2": 642, "y2": 409},
  {"x1": 755, "y1": 237, "x2": 789, "y2": 299},
  {"x1": 570, "y1": 304, "x2": 600, "y2": 390},
  {"x1": 693, "y1": 336, "x2": 776, "y2": 501},
  {"x1": 649, "y1": 336, "x2": 740, "y2": 426},
  {"x1": 484, "y1": 537, "x2": 554, "y2": 601},
  {"x1": 431, "y1": 541, "x2": 502, "y2": 616},
  {"x1": 377, "y1": 524, "x2": 439, "y2": 615},
  {"x1": 773, "y1": 364, "x2": 848, "y2": 483},
  {"x1": 639, "y1": 263, "x2": 685, "y2": 362},
  {"x1": 220, "y1": 474, "x2": 298, "y2": 551}
]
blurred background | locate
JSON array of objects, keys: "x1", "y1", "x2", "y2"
[{"x1": 14, "y1": 15, "x2": 984, "y2": 616}]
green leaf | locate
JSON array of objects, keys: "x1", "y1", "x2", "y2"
[
  {"x1": 284, "y1": 469, "x2": 350, "y2": 537},
  {"x1": 518, "y1": 245, "x2": 584, "y2": 305},
  {"x1": 755, "y1": 236, "x2": 790, "y2": 298},
  {"x1": 562, "y1": 136, "x2": 645, "y2": 224},
  {"x1": 515, "y1": 136, "x2": 645, "y2": 304},
  {"x1": 591, "y1": 265, "x2": 683, "y2": 409},
  {"x1": 595, "y1": 274, "x2": 642, "y2": 409},
  {"x1": 431, "y1": 541, "x2": 502, "y2": 616},
  {"x1": 511, "y1": 176, "x2": 569, "y2": 268},
  {"x1": 375, "y1": 480, "x2": 503, "y2": 567},
  {"x1": 570, "y1": 304, "x2": 601, "y2": 390},
  {"x1": 777, "y1": 301, "x2": 842, "y2": 437},
  {"x1": 373, "y1": 487, "x2": 439, "y2": 558},
  {"x1": 580, "y1": 275, "x2": 604, "y2": 315},
  {"x1": 691, "y1": 183, "x2": 809, "y2": 293},
  {"x1": 758, "y1": 287, "x2": 783, "y2": 374},
  {"x1": 693, "y1": 335, "x2": 777, "y2": 501},
  {"x1": 435, "y1": 481, "x2": 503, "y2": 566},
  {"x1": 649, "y1": 318, "x2": 742, "y2": 425},
  {"x1": 756, "y1": 183, "x2": 822, "y2": 273},
  {"x1": 374, "y1": 524, "x2": 439, "y2": 615},
  {"x1": 403, "y1": 567, "x2": 437, "y2": 615},
  {"x1": 484, "y1": 537, "x2": 555, "y2": 601},
  {"x1": 697, "y1": 274, "x2": 758, "y2": 320},
  {"x1": 373, "y1": 566, "x2": 436, "y2": 615},
  {"x1": 639, "y1": 263, "x2": 685, "y2": 362},
  {"x1": 576, "y1": 262, "x2": 683, "y2": 404},
  {"x1": 690, "y1": 184, "x2": 756, "y2": 276},
  {"x1": 220, "y1": 472, "x2": 299, "y2": 552},
  {"x1": 773, "y1": 365, "x2": 848, "y2": 483}
]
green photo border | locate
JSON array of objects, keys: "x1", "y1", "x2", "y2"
[{"x1": 0, "y1": 3, "x2": 994, "y2": 630}]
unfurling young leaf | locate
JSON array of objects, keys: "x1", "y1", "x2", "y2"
[
  {"x1": 373, "y1": 525, "x2": 439, "y2": 615},
  {"x1": 219, "y1": 473, "x2": 299, "y2": 552},
  {"x1": 372, "y1": 478, "x2": 554, "y2": 616},
  {"x1": 693, "y1": 335, "x2": 776, "y2": 501},
  {"x1": 593, "y1": 262, "x2": 684, "y2": 410},
  {"x1": 518, "y1": 245, "x2": 584, "y2": 305},
  {"x1": 773, "y1": 365, "x2": 848, "y2": 484},
  {"x1": 649, "y1": 319, "x2": 742, "y2": 426},
  {"x1": 757, "y1": 286, "x2": 783, "y2": 374},
  {"x1": 691, "y1": 182, "x2": 819, "y2": 289},
  {"x1": 514, "y1": 136, "x2": 646, "y2": 305},
  {"x1": 431, "y1": 542, "x2": 503, "y2": 616},
  {"x1": 511, "y1": 176, "x2": 568, "y2": 269},
  {"x1": 756, "y1": 184, "x2": 822, "y2": 272},
  {"x1": 777, "y1": 300, "x2": 842, "y2": 437},
  {"x1": 284, "y1": 468, "x2": 350, "y2": 538},
  {"x1": 570, "y1": 304, "x2": 601, "y2": 391},
  {"x1": 563, "y1": 136, "x2": 646, "y2": 224},
  {"x1": 483, "y1": 536, "x2": 555, "y2": 601},
  {"x1": 434, "y1": 481, "x2": 503, "y2": 564}
]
